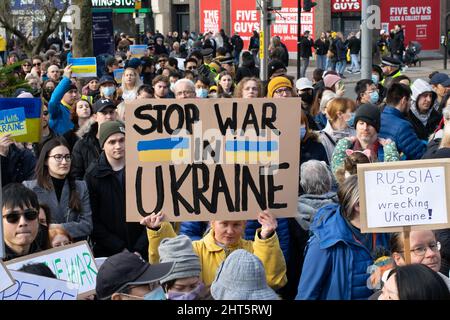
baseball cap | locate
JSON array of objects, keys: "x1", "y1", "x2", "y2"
[
  {"x1": 126, "y1": 58, "x2": 144, "y2": 69},
  {"x1": 430, "y1": 73, "x2": 450, "y2": 86},
  {"x1": 96, "y1": 250, "x2": 174, "y2": 300},
  {"x1": 296, "y1": 78, "x2": 314, "y2": 91},
  {"x1": 93, "y1": 98, "x2": 116, "y2": 114},
  {"x1": 381, "y1": 56, "x2": 401, "y2": 68},
  {"x1": 99, "y1": 75, "x2": 117, "y2": 86}
]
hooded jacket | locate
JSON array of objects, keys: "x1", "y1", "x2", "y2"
[
  {"x1": 297, "y1": 192, "x2": 339, "y2": 231},
  {"x1": 71, "y1": 119, "x2": 102, "y2": 180},
  {"x1": 236, "y1": 55, "x2": 260, "y2": 84},
  {"x1": 296, "y1": 204, "x2": 390, "y2": 300},
  {"x1": 408, "y1": 79, "x2": 441, "y2": 140},
  {"x1": 48, "y1": 76, "x2": 75, "y2": 135},
  {"x1": 84, "y1": 152, "x2": 148, "y2": 259},
  {"x1": 147, "y1": 222, "x2": 287, "y2": 289}
]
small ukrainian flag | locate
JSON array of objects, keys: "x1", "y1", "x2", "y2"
[
  {"x1": 137, "y1": 137, "x2": 190, "y2": 162},
  {"x1": 68, "y1": 57, "x2": 97, "y2": 78},
  {"x1": 225, "y1": 140, "x2": 279, "y2": 164}
]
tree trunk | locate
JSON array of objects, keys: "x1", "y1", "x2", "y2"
[{"x1": 71, "y1": 0, "x2": 93, "y2": 58}]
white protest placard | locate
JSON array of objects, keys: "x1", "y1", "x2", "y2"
[
  {"x1": 0, "y1": 261, "x2": 14, "y2": 292},
  {"x1": 5, "y1": 241, "x2": 97, "y2": 297},
  {"x1": 358, "y1": 159, "x2": 450, "y2": 233},
  {"x1": 176, "y1": 58, "x2": 185, "y2": 71},
  {"x1": 0, "y1": 270, "x2": 78, "y2": 300}
]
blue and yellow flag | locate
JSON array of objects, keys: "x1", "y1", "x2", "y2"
[
  {"x1": 68, "y1": 57, "x2": 97, "y2": 78},
  {"x1": 137, "y1": 137, "x2": 190, "y2": 162},
  {"x1": 225, "y1": 140, "x2": 279, "y2": 164}
]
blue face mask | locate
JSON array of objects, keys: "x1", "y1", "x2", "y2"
[
  {"x1": 371, "y1": 74, "x2": 379, "y2": 85},
  {"x1": 300, "y1": 127, "x2": 306, "y2": 140},
  {"x1": 143, "y1": 286, "x2": 167, "y2": 300},
  {"x1": 196, "y1": 88, "x2": 208, "y2": 98},
  {"x1": 102, "y1": 86, "x2": 116, "y2": 97},
  {"x1": 369, "y1": 91, "x2": 379, "y2": 104},
  {"x1": 347, "y1": 113, "x2": 355, "y2": 127}
]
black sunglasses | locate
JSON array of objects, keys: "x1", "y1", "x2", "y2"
[
  {"x1": 3, "y1": 209, "x2": 38, "y2": 224},
  {"x1": 42, "y1": 110, "x2": 49, "y2": 116},
  {"x1": 33, "y1": 62, "x2": 41, "y2": 66}
]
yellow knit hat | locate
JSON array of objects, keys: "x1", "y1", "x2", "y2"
[{"x1": 267, "y1": 76, "x2": 293, "y2": 97}]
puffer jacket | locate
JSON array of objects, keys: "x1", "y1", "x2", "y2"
[
  {"x1": 296, "y1": 204, "x2": 390, "y2": 300},
  {"x1": 148, "y1": 222, "x2": 287, "y2": 289},
  {"x1": 379, "y1": 106, "x2": 427, "y2": 160},
  {"x1": 297, "y1": 192, "x2": 338, "y2": 231},
  {"x1": 71, "y1": 119, "x2": 101, "y2": 180}
]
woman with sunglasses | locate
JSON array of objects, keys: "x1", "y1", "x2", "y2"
[
  {"x1": 23, "y1": 137, "x2": 92, "y2": 242},
  {"x1": 2, "y1": 183, "x2": 42, "y2": 261}
]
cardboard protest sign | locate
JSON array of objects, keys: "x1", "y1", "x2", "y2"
[
  {"x1": 358, "y1": 159, "x2": 450, "y2": 233},
  {"x1": 126, "y1": 98, "x2": 301, "y2": 222},
  {"x1": 68, "y1": 57, "x2": 97, "y2": 78},
  {"x1": 6, "y1": 241, "x2": 97, "y2": 297},
  {"x1": 0, "y1": 261, "x2": 14, "y2": 292},
  {"x1": 176, "y1": 58, "x2": 185, "y2": 71},
  {"x1": 0, "y1": 270, "x2": 78, "y2": 300},
  {"x1": 130, "y1": 45, "x2": 147, "y2": 58},
  {"x1": 113, "y1": 68, "x2": 124, "y2": 84},
  {"x1": 0, "y1": 98, "x2": 42, "y2": 143}
]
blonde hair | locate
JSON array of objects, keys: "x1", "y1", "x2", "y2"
[{"x1": 234, "y1": 77, "x2": 263, "y2": 98}]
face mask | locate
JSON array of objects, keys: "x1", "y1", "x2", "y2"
[
  {"x1": 167, "y1": 282, "x2": 204, "y2": 301},
  {"x1": 196, "y1": 88, "x2": 208, "y2": 98},
  {"x1": 143, "y1": 286, "x2": 167, "y2": 300},
  {"x1": 371, "y1": 74, "x2": 379, "y2": 85},
  {"x1": 170, "y1": 82, "x2": 176, "y2": 92},
  {"x1": 300, "y1": 127, "x2": 306, "y2": 140},
  {"x1": 369, "y1": 91, "x2": 379, "y2": 104},
  {"x1": 300, "y1": 92, "x2": 314, "y2": 105},
  {"x1": 102, "y1": 86, "x2": 116, "y2": 97},
  {"x1": 346, "y1": 112, "x2": 355, "y2": 127}
]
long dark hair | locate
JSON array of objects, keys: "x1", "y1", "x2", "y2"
[{"x1": 35, "y1": 137, "x2": 81, "y2": 212}]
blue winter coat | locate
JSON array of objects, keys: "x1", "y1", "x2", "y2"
[
  {"x1": 179, "y1": 218, "x2": 291, "y2": 262},
  {"x1": 296, "y1": 204, "x2": 390, "y2": 300},
  {"x1": 379, "y1": 106, "x2": 426, "y2": 160},
  {"x1": 48, "y1": 76, "x2": 74, "y2": 135}
]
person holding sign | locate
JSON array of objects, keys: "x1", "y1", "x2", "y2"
[
  {"x1": 389, "y1": 230, "x2": 450, "y2": 289},
  {"x1": 141, "y1": 211, "x2": 287, "y2": 290},
  {"x1": 23, "y1": 137, "x2": 93, "y2": 241},
  {"x1": 331, "y1": 103, "x2": 400, "y2": 174},
  {"x1": 48, "y1": 64, "x2": 80, "y2": 135},
  {"x1": 296, "y1": 175, "x2": 390, "y2": 300},
  {"x1": 2, "y1": 183, "x2": 42, "y2": 261}
]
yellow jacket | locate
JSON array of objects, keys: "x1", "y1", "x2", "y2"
[
  {"x1": 147, "y1": 222, "x2": 287, "y2": 289},
  {"x1": 0, "y1": 36, "x2": 6, "y2": 52}
]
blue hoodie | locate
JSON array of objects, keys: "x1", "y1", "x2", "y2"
[{"x1": 296, "y1": 203, "x2": 390, "y2": 300}]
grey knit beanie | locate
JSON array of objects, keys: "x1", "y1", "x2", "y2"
[{"x1": 158, "y1": 235, "x2": 201, "y2": 284}]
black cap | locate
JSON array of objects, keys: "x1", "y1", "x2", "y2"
[
  {"x1": 268, "y1": 59, "x2": 287, "y2": 78},
  {"x1": 95, "y1": 250, "x2": 175, "y2": 300},
  {"x1": 354, "y1": 103, "x2": 381, "y2": 133},
  {"x1": 201, "y1": 48, "x2": 214, "y2": 57},
  {"x1": 93, "y1": 98, "x2": 116, "y2": 114},
  {"x1": 105, "y1": 56, "x2": 116, "y2": 67},
  {"x1": 99, "y1": 75, "x2": 117, "y2": 86},
  {"x1": 381, "y1": 56, "x2": 401, "y2": 68},
  {"x1": 126, "y1": 58, "x2": 144, "y2": 69}
]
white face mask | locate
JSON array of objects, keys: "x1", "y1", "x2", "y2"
[
  {"x1": 170, "y1": 82, "x2": 176, "y2": 92},
  {"x1": 195, "y1": 88, "x2": 208, "y2": 98}
]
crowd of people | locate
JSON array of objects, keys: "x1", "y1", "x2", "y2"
[{"x1": 0, "y1": 27, "x2": 449, "y2": 301}]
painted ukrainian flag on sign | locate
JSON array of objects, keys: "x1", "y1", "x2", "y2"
[
  {"x1": 137, "y1": 137, "x2": 190, "y2": 162},
  {"x1": 225, "y1": 140, "x2": 279, "y2": 164},
  {"x1": 0, "y1": 98, "x2": 41, "y2": 143},
  {"x1": 68, "y1": 57, "x2": 97, "y2": 78}
]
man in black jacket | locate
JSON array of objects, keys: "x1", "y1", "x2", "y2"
[
  {"x1": 299, "y1": 31, "x2": 314, "y2": 78},
  {"x1": 390, "y1": 24, "x2": 405, "y2": 62},
  {"x1": 85, "y1": 121, "x2": 148, "y2": 259},
  {"x1": 71, "y1": 98, "x2": 118, "y2": 180}
]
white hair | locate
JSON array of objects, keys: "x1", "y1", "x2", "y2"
[
  {"x1": 300, "y1": 160, "x2": 332, "y2": 195},
  {"x1": 173, "y1": 78, "x2": 195, "y2": 93}
]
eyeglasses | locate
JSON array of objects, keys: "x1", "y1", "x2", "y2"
[
  {"x1": 158, "y1": 60, "x2": 167, "y2": 63},
  {"x1": 175, "y1": 91, "x2": 195, "y2": 97},
  {"x1": 3, "y1": 209, "x2": 39, "y2": 224},
  {"x1": 42, "y1": 110, "x2": 49, "y2": 116},
  {"x1": 399, "y1": 242, "x2": 441, "y2": 256},
  {"x1": 117, "y1": 60, "x2": 123, "y2": 63},
  {"x1": 274, "y1": 87, "x2": 292, "y2": 95},
  {"x1": 186, "y1": 66, "x2": 197, "y2": 70},
  {"x1": 48, "y1": 154, "x2": 72, "y2": 162},
  {"x1": 33, "y1": 62, "x2": 42, "y2": 66},
  {"x1": 23, "y1": 64, "x2": 31, "y2": 67}
]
